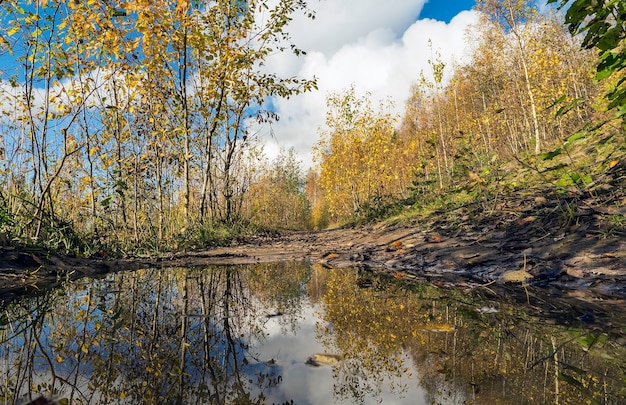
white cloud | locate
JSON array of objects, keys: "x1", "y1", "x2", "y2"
[
  {"x1": 288, "y1": 0, "x2": 425, "y2": 57},
  {"x1": 257, "y1": 1, "x2": 480, "y2": 169}
]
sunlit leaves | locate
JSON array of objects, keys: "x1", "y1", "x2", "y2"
[
  {"x1": 314, "y1": 86, "x2": 404, "y2": 221},
  {"x1": 391, "y1": 2, "x2": 601, "y2": 208},
  {"x1": 548, "y1": 0, "x2": 626, "y2": 118},
  {"x1": 247, "y1": 147, "x2": 311, "y2": 230},
  {"x1": 318, "y1": 269, "x2": 420, "y2": 401}
]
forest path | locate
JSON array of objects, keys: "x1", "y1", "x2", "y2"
[{"x1": 1, "y1": 188, "x2": 625, "y2": 303}]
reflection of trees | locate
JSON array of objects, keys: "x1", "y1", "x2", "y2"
[
  {"x1": 406, "y1": 294, "x2": 626, "y2": 405},
  {"x1": 317, "y1": 267, "x2": 626, "y2": 405},
  {"x1": 319, "y1": 268, "x2": 421, "y2": 403},
  {"x1": 2, "y1": 264, "x2": 625, "y2": 404},
  {"x1": 247, "y1": 262, "x2": 311, "y2": 336},
  {"x1": 307, "y1": 263, "x2": 329, "y2": 305},
  {"x1": 0, "y1": 263, "x2": 310, "y2": 404},
  {"x1": 0, "y1": 292, "x2": 63, "y2": 404}
]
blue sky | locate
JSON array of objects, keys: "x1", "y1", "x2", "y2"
[{"x1": 420, "y1": 0, "x2": 477, "y2": 22}]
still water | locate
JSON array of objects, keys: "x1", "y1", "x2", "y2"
[{"x1": 0, "y1": 262, "x2": 624, "y2": 404}]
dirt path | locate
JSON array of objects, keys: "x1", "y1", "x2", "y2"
[
  {"x1": 0, "y1": 218, "x2": 624, "y2": 301},
  {"x1": 193, "y1": 215, "x2": 626, "y2": 299},
  {"x1": 1, "y1": 190, "x2": 625, "y2": 302}
]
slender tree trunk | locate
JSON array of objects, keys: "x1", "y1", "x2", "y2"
[
  {"x1": 133, "y1": 154, "x2": 139, "y2": 244},
  {"x1": 200, "y1": 79, "x2": 225, "y2": 222},
  {"x1": 156, "y1": 149, "x2": 164, "y2": 242},
  {"x1": 480, "y1": 92, "x2": 492, "y2": 152},
  {"x1": 181, "y1": 28, "x2": 191, "y2": 228},
  {"x1": 521, "y1": 57, "x2": 541, "y2": 154},
  {"x1": 83, "y1": 110, "x2": 97, "y2": 236},
  {"x1": 504, "y1": 1, "x2": 541, "y2": 154},
  {"x1": 111, "y1": 78, "x2": 129, "y2": 231}
]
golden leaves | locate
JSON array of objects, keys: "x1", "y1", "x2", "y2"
[
  {"x1": 420, "y1": 323, "x2": 455, "y2": 333},
  {"x1": 1, "y1": 0, "x2": 318, "y2": 241},
  {"x1": 7, "y1": 26, "x2": 20, "y2": 37},
  {"x1": 315, "y1": 87, "x2": 402, "y2": 221}
]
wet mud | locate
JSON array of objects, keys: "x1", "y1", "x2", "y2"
[{"x1": 1, "y1": 190, "x2": 625, "y2": 303}]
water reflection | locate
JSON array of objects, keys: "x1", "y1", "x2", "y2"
[{"x1": 0, "y1": 263, "x2": 624, "y2": 404}]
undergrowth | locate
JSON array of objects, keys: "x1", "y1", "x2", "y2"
[{"x1": 347, "y1": 119, "x2": 626, "y2": 230}]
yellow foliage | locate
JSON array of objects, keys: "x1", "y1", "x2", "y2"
[{"x1": 314, "y1": 87, "x2": 405, "y2": 221}]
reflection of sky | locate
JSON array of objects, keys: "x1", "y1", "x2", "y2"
[
  {"x1": 255, "y1": 305, "x2": 430, "y2": 405},
  {"x1": 0, "y1": 267, "x2": 432, "y2": 404}
]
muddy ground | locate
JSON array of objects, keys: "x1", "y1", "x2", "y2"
[{"x1": 1, "y1": 189, "x2": 625, "y2": 303}]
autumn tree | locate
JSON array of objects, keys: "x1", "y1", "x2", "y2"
[
  {"x1": 314, "y1": 86, "x2": 403, "y2": 221},
  {"x1": 477, "y1": 0, "x2": 544, "y2": 153},
  {"x1": 304, "y1": 168, "x2": 329, "y2": 229},
  {"x1": 310, "y1": 1, "x2": 603, "y2": 226},
  {"x1": 246, "y1": 147, "x2": 311, "y2": 230},
  {"x1": 0, "y1": 0, "x2": 317, "y2": 251},
  {"x1": 395, "y1": 2, "x2": 599, "y2": 207}
]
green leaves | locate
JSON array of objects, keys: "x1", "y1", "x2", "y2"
[
  {"x1": 549, "y1": 0, "x2": 626, "y2": 118},
  {"x1": 556, "y1": 172, "x2": 592, "y2": 188},
  {"x1": 539, "y1": 131, "x2": 588, "y2": 161},
  {"x1": 565, "y1": 131, "x2": 587, "y2": 146},
  {"x1": 314, "y1": 87, "x2": 401, "y2": 221}
]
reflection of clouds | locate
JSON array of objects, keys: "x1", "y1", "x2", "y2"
[
  {"x1": 256, "y1": 302, "x2": 430, "y2": 404},
  {"x1": 263, "y1": 304, "x2": 319, "y2": 338},
  {"x1": 4, "y1": 264, "x2": 624, "y2": 404},
  {"x1": 256, "y1": 306, "x2": 336, "y2": 404},
  {"x1": 4, "y1": 265, "x2": 433, "y2": 404}
]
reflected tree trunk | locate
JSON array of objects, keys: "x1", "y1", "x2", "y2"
[
  {"x1": 223, "y1": 270, "x2": 245, "y2": 397},
  {"x1": 200, "y1": 270, "x2": 221, "y2": 402},
  {"x1": 551, "y1": 336, "x2": 560, "y2": 405},
  {"x1": 178, "y1": 272, "x2": 189, "y2": 404}
]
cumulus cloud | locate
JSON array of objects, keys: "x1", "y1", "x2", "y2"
[
  {"x1": 258, "y1": 1, "x2": 480, "y2": 169},
  {"x1": 287, "y1": 0, "x2": 424, "y2": 57}
]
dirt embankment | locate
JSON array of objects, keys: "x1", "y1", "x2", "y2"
[{"x1": 1, "y1": 190, "x2": 625, "y2": 302}]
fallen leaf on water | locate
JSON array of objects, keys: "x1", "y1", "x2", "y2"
[{"x1": 306, "y1": 353, "x2": 343, "y2": 367}]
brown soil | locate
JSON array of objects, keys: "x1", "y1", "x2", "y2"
[{"x1": 1, "y1": 188, "x2": 625, "y2": 303}]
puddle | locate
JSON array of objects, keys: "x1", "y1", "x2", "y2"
[{"x1": 0, "y1": 262, "x2": 624, "y2": 404}]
